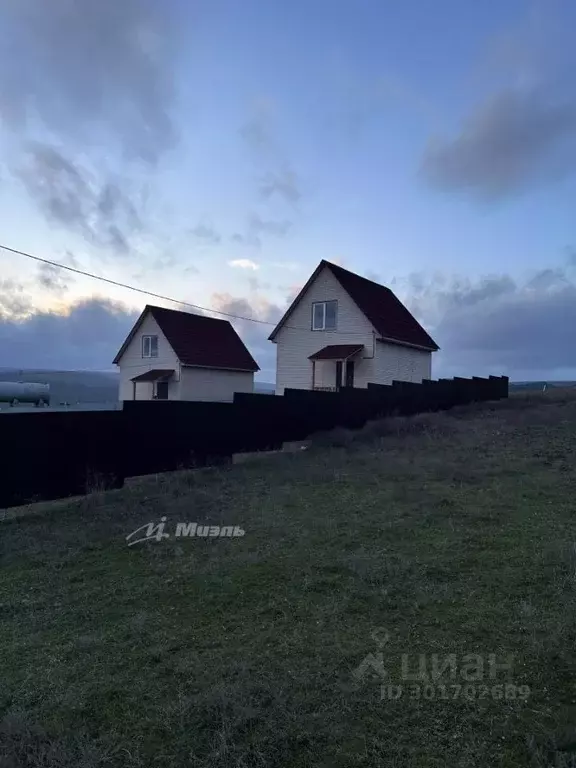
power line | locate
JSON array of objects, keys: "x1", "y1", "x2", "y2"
[
  {"x1": 0, "y1": 241, "x2": 376, "y2": 339},
  {"x1": 0, "y1": 242, "x2": 280, "y2": 327}
]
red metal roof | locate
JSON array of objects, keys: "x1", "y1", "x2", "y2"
[
  {"x1": 309, "y1": 344, "x2": 364, "y2": 361},
  {"x1": 269, "y1": 260, "x2": 439, "y2": 351},
  {"x1": 114, "y1": 306, "x2": 260, "y2": 372}
]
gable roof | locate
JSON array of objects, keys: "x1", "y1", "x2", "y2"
[
  {"x1": 113, "y1": 305, "x2": 260, "y2": 371},
  {"x1": 268, "y1": 260, "x2": 439, "y2": 351}
]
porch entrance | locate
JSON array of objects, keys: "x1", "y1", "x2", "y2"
[
  {"x1": 345, "y1": 360, "x2": 355, "y2": 388},
  {"x1": 130, "y1": 369, "x2": 175, "y2": 400},
  {"x1": 309, "y1": 344, "x2": 363, "y2": 391}
]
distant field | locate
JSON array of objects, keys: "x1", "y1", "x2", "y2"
[
  {"x1": 0, "y1": 369, "x2": 275, "y2": 409},
  {"x1": 2, "y1": 390, "x2": 576, "y2": 766},
  {"x1": 0, "y1": 402, "x2": 121, "y2": 414},
  {"x1": 0, "y1": 369, "x2": 119, "y2": 405},
  {"x1": 509, "y1": 380, "x2": 576, "y2": 391}
]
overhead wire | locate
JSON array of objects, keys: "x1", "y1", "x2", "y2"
[{"x1": 0, "y1": 241, "x2": 374, "y2": 338}]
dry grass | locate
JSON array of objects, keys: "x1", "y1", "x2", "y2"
[{"x1": 2, "y1": 390, "x2": 576, "y2": 766}]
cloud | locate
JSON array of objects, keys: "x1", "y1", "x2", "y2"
[
  {"x1": 259, "y1": 169, "x2": 301, "y2": 203},
  {"x1": 37, "y1": 263, "x2": 72, "y2": 295},
  {"x1": 232, "y1": 214, "x2": 292, "y2": 248},
  {"x1": 190, "y1": 224, "x2": 221, "y2": 245},
  {"x1": 211, "y1": 292, "x2": 282, "y2": 380},
  {"x1": 0, "y1": 0, "x2": 178, "y2": 162},
  {"x1": 402, "y1": 259, "x2": 576, "y2": 379},
  {"x1": 16, "y1": 143, "x2": 143, "y2": 254},
  {"x1": 0, "y1": 298, "x2": 139, "y2": 369},
  {"x1": 422, "y1": 87, "x2": 576, "y2": 199},
  {"x1": 0, "y1": 280, "x2": 32, "y2": 319},
  {"x1": 0, "y1": 0, "x2": 181, "y2": 249},
  {"x1": 228, "y1": 259, "x2": 260, "y2": 271}
]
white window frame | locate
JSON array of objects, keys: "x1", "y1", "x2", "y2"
[
  {"x1": 312, "y1": 300, "x2": 337, "y2": 331},
  {"x1": 142, "y1": 335, "x2": 159, "y2": 358}
]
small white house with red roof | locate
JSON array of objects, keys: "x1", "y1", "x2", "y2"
[
  {"x1": 113, "y1": 305, "x2": 259, "y2": 402},
  {"x1": 268, "y1": 261, "x2": 439, "y2": 394}
]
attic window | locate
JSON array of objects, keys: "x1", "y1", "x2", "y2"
[
  {"x1": 312, "y1": 301, "x2": 337, "y2": 330},
  {"x1": 142, "y1": 335, "x2": 158, "y2": 358}
]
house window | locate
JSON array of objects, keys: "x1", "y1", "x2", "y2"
[
  {"x1": 142, "y1": 335, "x2": 158, "y2": 358},
  {"x1": 312, "y1": 300, "x2": 337, "y2": 330}
]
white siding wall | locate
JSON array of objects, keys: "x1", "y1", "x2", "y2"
[
  {"x1": 374, "y1": 342, "x2": 432, "y2": 384},
  {"x1": 179, "y1": 367, "x2": 254, "y2": 402},
  {"x1": 117, "y1": 313, "x2": 181, "y2": 401},
  {"x1": 273, "y1": 265, "x2": 435, "y2": 392},
  {"x1": 274, "y1": 266, "x2": 377, "y2": 394}
]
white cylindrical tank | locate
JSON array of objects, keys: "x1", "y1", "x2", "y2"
[{"x1": 0, "y1": 381, "x2": 50, "y2": 405}]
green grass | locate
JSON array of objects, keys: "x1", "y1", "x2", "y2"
[{"x1": 2, "y1": 391, "x2": 576, "y2": 767}]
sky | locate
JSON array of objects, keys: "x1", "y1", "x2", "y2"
[{"x1": 1, "y1": 0, "x2": 576, "y2": 382}]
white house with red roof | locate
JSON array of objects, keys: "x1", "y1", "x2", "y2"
[
  {"x1": 113, "y1": 305, "x2": 259, "y2": 402},
  {"x1": 268, "y1": 261, "x2": 439, "y2": 395}
]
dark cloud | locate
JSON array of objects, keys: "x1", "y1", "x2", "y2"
[
  {"x1": 0, "y1": 298, "x2": 139, "y2": 369},
  {"x1": 232, "y1": 214, "x2": 292, "y2": 248},
  {"x1": 421, "y1": 87, "x2": 576, "y2": 199},
  {"x1": 0, "y1": 0, "x2": 181, "y2": 249},
  {"x1": 17, "y1": 143, "x2": 143, "y2": 254},
  {"x1": 0, "y1": 0, "x2": 178, "y2": 162},
  {"x1": 404, "y1": 261, "x2": 576, "y2": 380},
  {"x1": 8, "y1": 263, "x2": 576, "y2": 383}
]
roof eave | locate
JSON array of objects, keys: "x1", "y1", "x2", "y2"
[
  {"x1": 112, "y1": 305, "x2": 151, "y2": 365},
  {"x1": 308, "y1": 344, "x2": 364, "y2": 361},
  {"x1": 268, "y1": 261, "x2": 329, "y2": 340},
  {"x1": 181, "y1": 363, "x2": 260, "y2": 373},
  {"x1": 376, "y1": 336, "x2": 440, "y2": 352}
]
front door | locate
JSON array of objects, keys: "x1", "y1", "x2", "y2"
[
  {"x1": 156, "y1": 381, "x2": 169, "y2": 400},
  {"x1": 345, "y1": 361, "x2": 355, "y2": 388},
  {"x1": 335, "y1": 361, "x2": 343, "y2": 391}
]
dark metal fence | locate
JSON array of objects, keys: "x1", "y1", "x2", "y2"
[{"x1": 0, "y1": 375, "x2": 508, "y2": 509}]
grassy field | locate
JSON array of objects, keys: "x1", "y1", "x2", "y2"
[{"x1": 2, "y1": 392, "x2": 576, "y2": 767}]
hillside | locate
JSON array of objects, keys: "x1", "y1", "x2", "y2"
[
  {"x1": 2, "y1": 392, "x2": 576, "y2": 767},
  {"x1": 0, "y1": 369, "x2": 119, "y2": 404}
]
